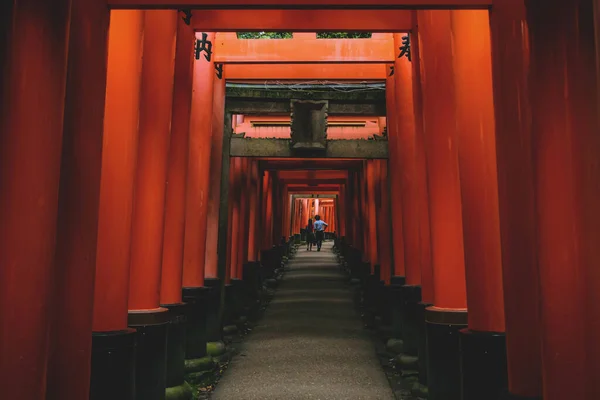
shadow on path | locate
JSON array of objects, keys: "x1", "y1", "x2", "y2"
[{"x1": 211, "y1": 242, "x2": 394, "y2": 400}]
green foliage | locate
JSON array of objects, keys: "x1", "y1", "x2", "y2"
[
  {"x1": 237, "y1": 32, "x2": 293, "y2": 39},
  {"x1": 316, "y1": 32, "x2": 372, "y2": 39},
  {"x1": 236, "y1": 32, "x2": 372, "y2": 39}
]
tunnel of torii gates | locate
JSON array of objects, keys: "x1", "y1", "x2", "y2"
[{"x1": 2, "y1": 1, "x2": 600, "y2": 400}]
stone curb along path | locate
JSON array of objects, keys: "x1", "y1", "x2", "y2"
[{"x1": 209, "y1": 241, "x2": 395, "y2": 400}]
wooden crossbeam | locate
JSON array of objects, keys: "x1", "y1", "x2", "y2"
[
  {"x1": 226, "y1": 64, "x2": 389, "y2": 80},
  {"x1": 188, "y1": 9, "x2": 412, "y2": 31},
  {"x1": 214, "y1": 37, "x2": 394, "y2": 64},
  {"x1": 226, "y1": 101, "x2": 386, "y2": 116},
  {"x1": 230, "y1": 137, "x2": 388, "y2": 158},
  {"x1": 107, "y1": 0, "x2": 493, "y2": 9}
]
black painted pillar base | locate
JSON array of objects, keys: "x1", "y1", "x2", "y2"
[
  {"x1": 90, "y1": 329, "x2": 136, "y2": 400},
  {"x1": 500, "y1": 392, "x2": 542, "y2": 400},
  {"x1": 381, "y1": 285, "x2": 393, "y2": 327},
  {"x1": 417, "y1": 302, "x2": 432, "y2": 385},
  {"x1": 363, "y1": 264, "x2": 381, "y2": 328},
  {"x1": 383, "y1": 276, "x2": 405, "y2": 327},
  {"x1": 425, "y1": 306, "x2": 468, "y2": 400},
  {"x1": 181, "y1": 287, "x2": 210, "y2": 359},
  {"x1": 203, "y1": 278, "x2": 223, "y2": 343},
  {"x1": 223, "y1": 283, "x2": 235, "y2": 326},
  {"x1": 459, "y1": 329, "x2": 508, "y2": 400},
  {"x1": 242, "y1": 261, "x2": 261, "y2": 303},
  {"x1": 225, "y1": 278, "x2": 245, "y2": 324},
  {"x1": 389, "y1": 284, "x2": 404, "y2": 339},
  {"x1": 161, "y1": 303, "x2": 189, "y2": 389},
  {"x1": 128, "y1": 308, "x2": 171, "y2": 400},
  {"x1": 400, "y1": 285, "x2": 421, "y2": 356}
]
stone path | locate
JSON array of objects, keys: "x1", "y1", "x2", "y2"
[{"x1": 211, "y1": 242, "x2": 394, "y2": 400}]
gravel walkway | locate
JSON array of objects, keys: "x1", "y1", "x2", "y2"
[{"x1": 211, "y1": 242, "x2": 394, "y2": 400}]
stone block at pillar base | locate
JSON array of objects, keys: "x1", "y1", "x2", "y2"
[
  {"x1": 459, "y1": 329, "x2": 508, "y2": 400},
  {"x1": 399, "y1": 285, "x2": 421, "y2": 356},
  {"x1": 184, "y1": 355, "x2": 215, "y2": 373},
  {"x1": 90, "y1": 329, "x2": 136, "y2": 400},
  {"x1": 203, "y1": 278, "x2": 223, "y2": 343},
  {"x1": 425, "y1": 306, "x2": 468, "y2": 400},
  {"x1": 206, "y1": 340, "x2": 227, "y2": 357},
  {"x1": 417, "y1": 302, "x2": 433, "y2": 385},
  {"x1": 128, "y1": 307, "x2": 171, "y2": 400},
  {"x1": 165, "y1": 382, "x2": 193, "y2": 400},
  {"x1": 181, "y1": 287, "x2": 210, "y2": 359},
  {"x1": 160, "y1": 303, "x2": 189, "y2": 390}
]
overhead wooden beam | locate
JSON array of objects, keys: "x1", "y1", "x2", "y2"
[
  {"x1": 260, "y1": 159, "x2": 363, "y2": 170},
  {"x1": 230, "y1": 137, "x2": 388, "y2": 158},
  {"x1": 280, "y1": 178, "x2": 348, "y2": 184},
  {"x1": 291, "y1": 194, "x2": 337, "y2": 199},
  {"x1": 278, "y1": 170, "x2": 348, "y2": 179},
  {"x1": 214, "y1": 38, "x2": 394, "y2": 64},
  {"x1": 287, "y1": 187, "x2": 341, "y2": 193},
  {"x1": 226, "y1": 100, "x2": 386, "y2": 116},
  {"x1": 188, "y1": 9, "x2": 412, "y2": 31},
  {"x1": 107, "y1": 0, "x2": 493, "y2": 10},
  {"x1": 226, "y1": 63, "x2": 389, "y2": 80}
]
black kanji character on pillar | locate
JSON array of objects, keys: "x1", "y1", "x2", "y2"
[
  {"x1": 215, "y1": 63, "x2": 224, "y2": 79},
  {"x1": 179, "y1": 9, "x2": 192, "y2": 25},
  {"x1": 389, "y1": 65, "x2": 395, "y2": 76},
  {"x1": 195, "y1": 33, "x2": 213, "y2": 62},
  {"x1": 398, "y1": 34, "x2": 411, "y2": 62}
]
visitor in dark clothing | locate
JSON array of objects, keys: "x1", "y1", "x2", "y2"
[{"x1": 306, "y1": 218, "x2": 315, "y2": 251}]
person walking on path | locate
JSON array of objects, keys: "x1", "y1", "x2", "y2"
[
  {"x1": 313, "y1": 215, "x2": 328, "y2": 252},
  {"x1": 306, "y1": 218, "x2": 315, "y2": 251}
]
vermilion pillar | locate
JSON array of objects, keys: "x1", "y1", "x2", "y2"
[
  {"x1": 409, "y1": 24, "x2": 435, "y2": 385},
  {"x1": 161, "y1": 16, "x2": 194, "y2": 306},
  {"x1": 128, "y1": 10, "x2": 177, "y2": 400},
  {"x1": 225, "y1": 158, "x2": 236, "y2": 283},
  {"x1": 262, "y1": 171, "x2": 273, "y2": 250},
  {"x1": 205, "y1": 71, "x2": 226, "y2": 279},
  {"x1": 182, "y1": 31, "x2": 216, "y2": 289},
  {"x1": 392, "y1": 34, "x2": 418, "y2": 284},
  {"x1": 350, "y1": 171, "x2": 362, "y2": 250},
  {"x1": 489, "y1": 2, "x2": 542, "y2": 398},
  {"x1": 366, "y1": 160, "x2": 379, "y2": 270},
  {"x1": 417, "y1": 10, "x2": 468, "y2": 400},
  {"x1": 45, "y1": 1, "x2": 110, "y2": 400},
  {"x1": 271, "y1": 174, "x2": 283, "y2": 244},
  {"x1": 0, "y1": 1, "x2": 71, "y2": 398},
  {"x1": 338, "y1": 184, "x2": 347, "y2": 237},
  {"x1": 386, "y1": 69, "x2": 406, "y2": 279},
  {"x1": 377, "y1": 161, "x2": 392, "y2": 285},
  {"x1": 230, "y1": 157, "x2": 242, "y2": 280},
  {"x1": 360, "y1": 166, "x2": 370, "y2": 262},
  {"x1": 409, "y1": 21, "x2": 433, "y2": 307},
  {"x1": 451, "y1": 10, "x2": 507, "y2": 400},
  {"x1": 160, "y1": 16, "x2": 195, "y2": 397},
  {"x1": 389, "y1": 31, "x2": 429, "y2": 363},
  {"x1": 527, "y1": 2, "x2": 599, "y2": 399},
  {"x1": 247, "y1": 160, "x2": 259, "y2": 262},
  {"x1": 92, "y1": 10, "x2": 145, "y2": 399},
  {"x1": 202, "y1": 66, "x2": 226, "y2": 348}
]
